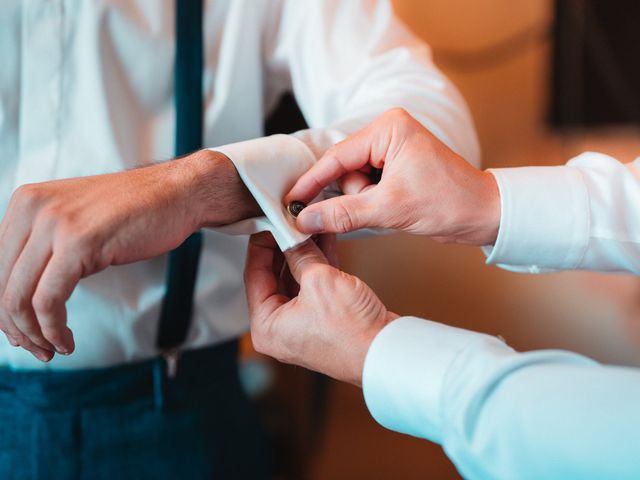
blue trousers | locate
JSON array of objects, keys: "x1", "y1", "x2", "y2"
[{"x1": 0, "y1": 341, "x2": 270, "y2": 479}]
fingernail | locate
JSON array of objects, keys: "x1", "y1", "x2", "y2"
[
  {"x1": 55, "y1": 345, "x2": 69, "y2": 355},
  {"x1": 7, "y1": 336, "x2": 18, "y2": 347},
  {"x1": 298, "y1": 211, "x2": 323, "y2": 233},
  {"x1": 35, "y1": 351, "x2": 52, "y2": 362}
]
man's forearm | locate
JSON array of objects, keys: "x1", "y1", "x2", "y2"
[{"x1": 0, "y1": 149, "x2": 262, "y2": 359}]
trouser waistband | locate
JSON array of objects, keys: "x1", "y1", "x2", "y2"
[{"x1": 0, "y1": 340, "x2": 239, "y2": 410}]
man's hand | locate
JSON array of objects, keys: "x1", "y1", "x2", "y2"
[
  {"x1": 0, "y1": 150, "x2": 260, "y2": 360},
  {"x1": 286, "y1": 108, "x2": 501, "y2": 246},
  {"x1": 244, "y1": 232, "x2": 397, "y2": 386}
]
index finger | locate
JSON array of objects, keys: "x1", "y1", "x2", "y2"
[
  {"x1": 286, "y1": 126, "x2": 386, "y2": 204},
  {"x1": 32, "y1": 251, "x2": 81, "y2": 354}
]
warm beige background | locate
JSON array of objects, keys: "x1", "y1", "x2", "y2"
[{"x1": 310, "y1": 1, "x2": 640, "y2": 478}]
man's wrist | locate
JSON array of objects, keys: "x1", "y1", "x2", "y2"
[
  {"x1": 183, "y1": 149, "x2": 261, "y2": 229},
  {"x1": 445, "y1": 169, "x2": 500, "y2": 246}
]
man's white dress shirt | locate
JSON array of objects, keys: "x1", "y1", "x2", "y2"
[
  {"x1": 363, "y1": 153, "x2": 640, "y2": 479},
  {"x1": 0, "y1": 0, "x2": 479, "y2": 368}
]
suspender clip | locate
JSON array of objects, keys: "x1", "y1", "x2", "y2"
[{"x1": 163, "y1": 347, "x2": 181, "y2": 379}]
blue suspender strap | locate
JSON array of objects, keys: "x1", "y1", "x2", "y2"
[
  {"x1": 156, "y1": 0, "x2": 204, "y2": 362},
  {"x1": 174, "y1": 0, "x2": 204, "y2": 156}
]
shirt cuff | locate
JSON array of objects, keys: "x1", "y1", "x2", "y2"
[
  {"x1": 209, "y1": 134, "x2": 319, "y2": 251},
  {"x1": 484, "y1": 166, "x2": 590, "y2": 272},
  {"x1": 362, "y1": 316, "x2": 494, "y2": 443}
]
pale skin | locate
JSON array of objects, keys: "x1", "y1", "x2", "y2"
[
  {"x1": 245, "y1": 108, "x2": 502, "y2": 385},
  {"x1": 0, "y1": 150, "x2": 261, "y2": 361},
  {"x1": 245, "y1": 233, "x2": 398, "y2": 387}
]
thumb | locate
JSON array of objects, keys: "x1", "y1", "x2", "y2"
[
  {"x1": 284, "y1": 239, "x2": 329, "y2": 284},
  {"x1": 296, "y1": 191, "x2": 378, "y2": 234}
]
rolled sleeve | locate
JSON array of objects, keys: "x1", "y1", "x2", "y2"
[
  {"x1": 210, "y1": 134, "x2": 318, "y2": 251},
  {"x1": 362, "y1": 316, "x2": 495, "y2": 443},
  {"x1": 484, "y1": 166, "x2": 590, "y2": 272}
]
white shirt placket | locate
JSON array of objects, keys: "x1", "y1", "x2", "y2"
[{"x1": 17, "y1": 0, "x2": 65, "y2": 186}]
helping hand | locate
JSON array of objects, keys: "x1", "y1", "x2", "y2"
[
  {"x1": 287, "y1": 108, "x2": 501, "y2": 246},
  {"x1": 244, "y1": 232, "x2": 398, "y2": 386}
]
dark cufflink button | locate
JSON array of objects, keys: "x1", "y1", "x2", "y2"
[
  {"x1": 287, "y1": 201, "x2": 306, "y2": 217},
  {"x1": 369, "y1": 167, "x2": 383, "y2": 184}
]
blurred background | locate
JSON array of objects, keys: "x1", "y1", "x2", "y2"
[{"x1": 246, "y1": 1, "x2": 640, "y2": 478}]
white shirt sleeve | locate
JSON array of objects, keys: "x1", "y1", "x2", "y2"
[
  {"x1": 210, "y1": 0, "x2": 479, "y2": 250},
  {"x1": 485, "y1": 153, "x2": 640, "y2": 274},
  {"x1": 271, "y1": 0, "x2": 480, "y2": 167},
  {"x1": 363, "y1": 316, "x2": 640, "y2": 480},
  {"x1": 209, "y1": 135, "x2": 318, "y2": 251}
]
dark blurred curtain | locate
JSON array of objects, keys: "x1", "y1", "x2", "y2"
[{"x1": 551, "y1": 0, "x2": 640, "y2": 128}]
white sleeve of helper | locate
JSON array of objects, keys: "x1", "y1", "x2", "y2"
[{"x1": 485, "y1": 154, "x2": 640, "y2": 274}]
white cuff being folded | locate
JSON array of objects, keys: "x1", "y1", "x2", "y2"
[
  {"x1": 210, "y1": 134, "x2": 319, "y2": 251},
  {"x1": 484, "y1": 166, "x2": 590, "y2": 272},
  {"x1": 362, "y1": 316, "x2": 493, "y2": 443}
]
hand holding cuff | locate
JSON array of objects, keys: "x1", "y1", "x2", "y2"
[{"x1": 210, "y1": 134, "x2": 320, "y2": 251}]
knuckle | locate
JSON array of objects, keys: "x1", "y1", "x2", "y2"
[
  {"x1": 331, "y1": 202, "x2": 356, "y2": 233},
  {"x1": 301, "y1": 264, "x2": 330, "y2": 290},
  {"x1": 387, "y1": 107, "x2": 410, "y2": 121},
  {"x1": 0, "y1": 316, "x2": 11, "y2": 333},
  {"x1": 36, "y1": 207, "x2": 74, "y2": 235},
  {"x1": 58, "y1": 221, "x2": 100, "y2": 257},
  {"x1": 387, "y1": 107, "x2": 417, "y2": 130},
  {"x1": 323, "y1": 145, "x2": 338, "y2": 159},
  {"x1": 0, "y1": 319, "x2": 20, "y2": 339},
  {"x1": 11, "y1": 184, "x2": 43, "y2": 211},
  {"x1": 56, "y1": 215, "x2": 83, "y2": 241},
  {"x1": 56, "y1": 226, "x2": 103, "y2": 273},
  {"x1": 32, "y1": 290, "x2": 58, "y2": 316},
  {"x1": 290, "y1": 252, "x2": 313, "y2": 272},
  {"x1": 250, "y1": 331, "x2": 267, "y2": 355},
  {"x1": 249, "y1": 314, "x2": 276, "y2": 357},
  {"x1": 35, "y1": 206, "x2": 61, "y2": 225},
  {"x1": 324, "y1": 146, "x2": 341, "y2": 164},
  {"x1": 40, "y1": 325, "x2": 64, "y2": 346},
  {"x1": 324, "y1": 148, "x2": 347, "y2": 175},
  {"x1": 2, "y1": 290, "x2": 26, "y2": 316}
]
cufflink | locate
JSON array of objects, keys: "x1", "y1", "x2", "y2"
[
  {"x1": 287, "y1": 201, "x2": 306, "y2": 217},
  {"x1": 369, "y1": 167, "x2": 383, "y2": 184}
]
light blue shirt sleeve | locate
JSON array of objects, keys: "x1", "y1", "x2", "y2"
[{"x1": 363, "y1": 316, "x2": 640, "y2": 480}]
